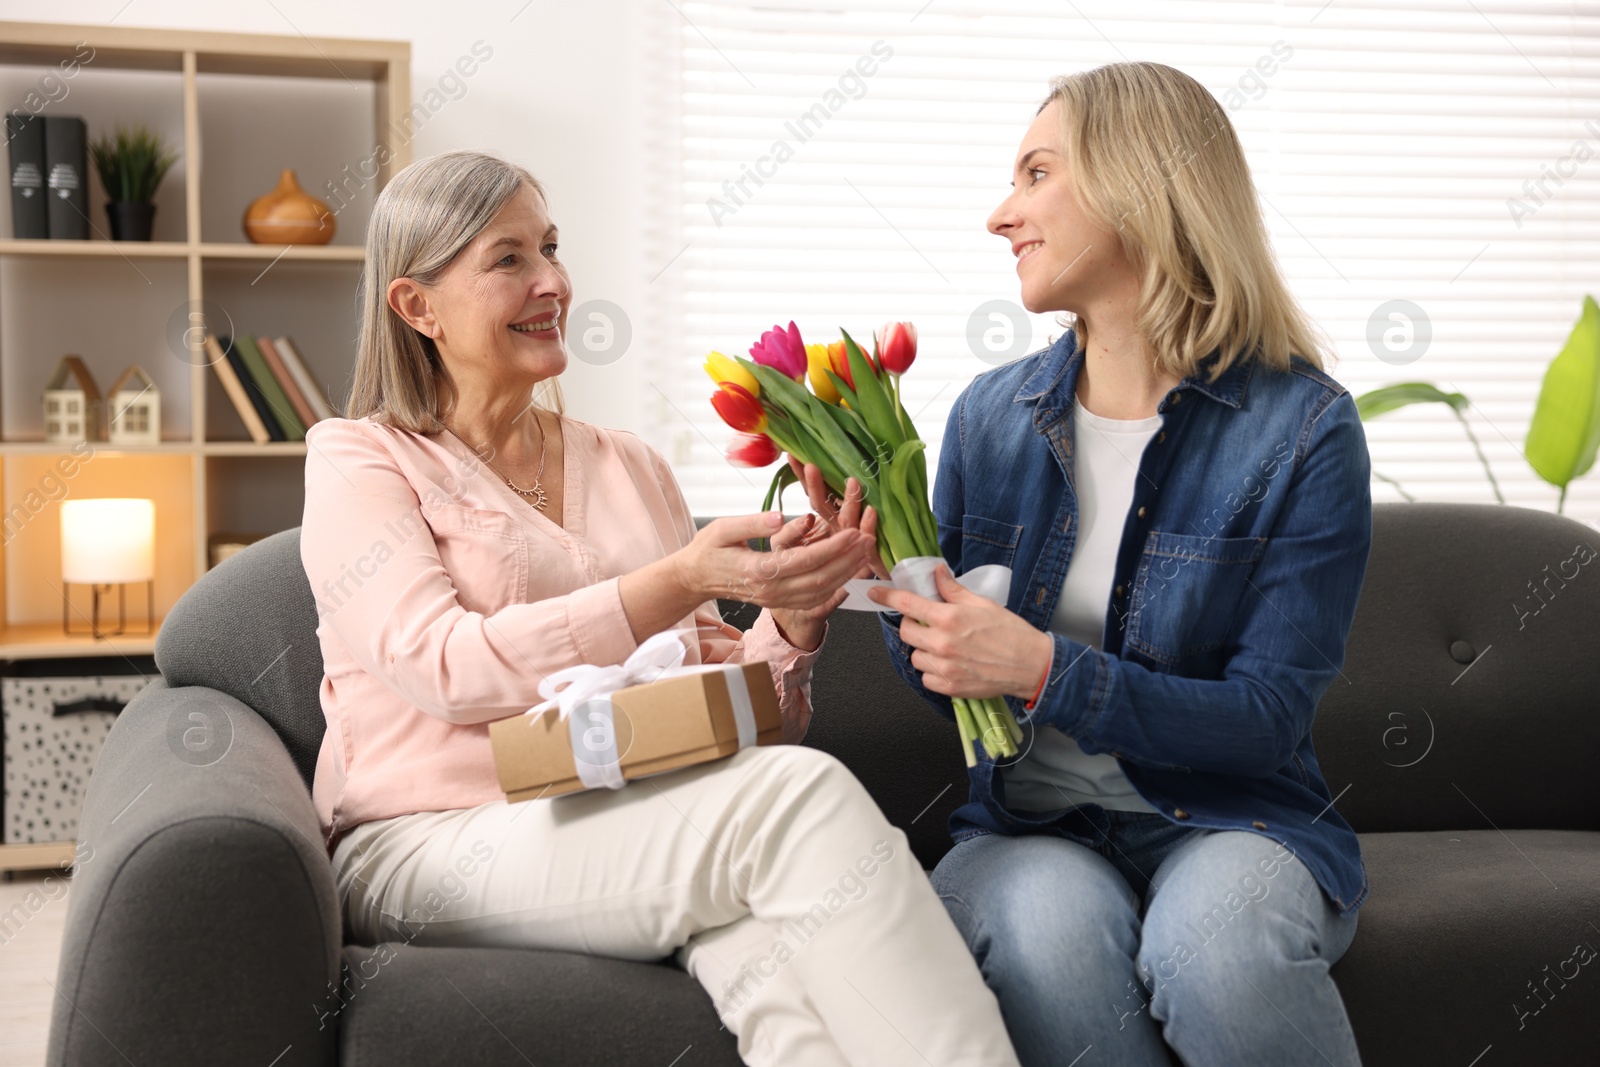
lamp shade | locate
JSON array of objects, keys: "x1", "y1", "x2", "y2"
[{"x1": 61, "y1": 498, "x2": 155, "y2": 584}]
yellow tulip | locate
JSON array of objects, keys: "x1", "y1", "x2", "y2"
[
  {"x1": 703, "y1": 350, "x2": 759, "y2": 396},
  {"x1": 805, "y1": 343, "x2": 842, "y2": 405}
]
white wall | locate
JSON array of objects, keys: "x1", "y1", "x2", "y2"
[{"x1": 0, "y1": 0, "x2": 653, "y2": 436}]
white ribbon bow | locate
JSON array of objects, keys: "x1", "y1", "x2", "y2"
[
  {"x1": 524, "y1": 630, "x2": 761, "y2": 792},
  {"x1": 838, "y1": 556, "x2": 1013, "y2": 612}
]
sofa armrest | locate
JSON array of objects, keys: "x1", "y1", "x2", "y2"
[{"x1": 48, "y1": 679, "x2": 341, "y2": 1067}]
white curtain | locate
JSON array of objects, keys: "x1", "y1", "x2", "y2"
[{"x1": 640, "y1": 0, "x2": 1600, "y2": 524}]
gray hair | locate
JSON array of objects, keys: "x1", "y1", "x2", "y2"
[{"x1": 346, "y1": 150, "x2": 565, "y2": 432}]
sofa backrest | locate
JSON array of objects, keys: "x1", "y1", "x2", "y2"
[
  {"x1": 716, "y1": 502, "x2": 1600, "y2": 847},
  {"x1": 155, "y1": 528, "x2": 326, "y2": 790},
  {"x1": 155, "y1": 503, "x2": 1599, "y2": 852},
  {"x1": 1309, "y1": 502, "x2": 1598, "y2": 834}
]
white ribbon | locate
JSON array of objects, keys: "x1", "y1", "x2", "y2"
[
  {"x1": 838, "y1": 556, "x2": 1013, "y2": 612},
  {"x1": 524, "y1": 630, "x2": 761, "y2": 791}
]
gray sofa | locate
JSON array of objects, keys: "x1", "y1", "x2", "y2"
[{"x1": 48, "y1": 502, "x2": 1600, "y2": 1065}]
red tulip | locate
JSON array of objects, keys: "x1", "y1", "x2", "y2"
[
  {"x1": 875, "y1": 321, "x2": 917, "y2": 374},
  {"x1": 710, "y1": 381, "x2": 766, "y2": 433},
  {"x1": 726, "y1": 432, "x2": 780, "y2": 468},
  {"x1": 750, "y1": 321, "x2": 808, "y2": 381}
]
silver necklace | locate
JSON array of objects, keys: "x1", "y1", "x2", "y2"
[{"x1": 448, "y1": 414, "x2": 549, "y2": 511}]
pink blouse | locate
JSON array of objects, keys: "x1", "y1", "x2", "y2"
[{"x1": 300, "y1": 414, "x2": 824, "y2": 856}]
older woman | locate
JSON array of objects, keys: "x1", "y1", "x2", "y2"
[{"x1": 300, "y1": 150, "x2": 1019, "y2": 1067}]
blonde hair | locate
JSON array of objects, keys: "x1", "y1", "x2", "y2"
[
  {"x1": 1039, "y1": 62, "x2": 1329, "y2": 381},
  {"x1": 346, "y1": 150, "x2": 565, "y2": 432}
]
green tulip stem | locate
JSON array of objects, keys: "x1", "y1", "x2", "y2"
[{"x1": 892, "y1": 372, "x2": 907, "y2": 437}]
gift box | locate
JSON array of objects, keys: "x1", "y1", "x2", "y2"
[{"x1": 489, "y1": 659, "x2": 782, "y2": 801}]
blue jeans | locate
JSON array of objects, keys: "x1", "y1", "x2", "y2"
[{"x1": 931, "y1": 812, "x2": 1362, "y2": 1067}]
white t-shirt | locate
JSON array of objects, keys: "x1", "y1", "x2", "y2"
[{"x1": 1001, "y1": 397, "x2": 1163, "y2": 815}]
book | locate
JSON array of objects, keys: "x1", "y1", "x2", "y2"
[
  {"x1": 256, "y1": 336, "x2": 318, "y2": 428},
  {"x1": 273, "y1": 336, "x2": 336, "y2": 420},
  {"x1": 204, "y1": 334, "x2": 271, "y2": 443},
  {"x1": 6, "y1": 112, "x2": 47, "y2": 239},
  {"x1": 42, "y1": 116, "x2": 86, "y2": 240},
  {"x1": 233, "y1": 335, "x2": 305, "y2": 440},
  {"x1": 218, "y1": 336, "x2": 285, "y2": 441}
]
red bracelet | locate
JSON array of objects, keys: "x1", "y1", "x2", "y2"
[{"x1": 1023, "y1": 661, "x2": 1049, "y2": 711}]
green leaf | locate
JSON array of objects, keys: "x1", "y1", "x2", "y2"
[
  {"x1": 756, "y1": 462, "x2": 799, "y2": 552},
  {"x1": 1526, "y1": 295, "x2": 1600, "y2": 491},
  {"x1": 743, "y1": 361, "x2": 856, "y2": 459},
  {"x1": 840, "y1": 329, "x2": 906, "y2": 448},
  {"x1": 825, "y1": 368, "x2": 858, "y2": 410},
  {"x1": 1354, "y1": 382, "x2": 1468, "y2": 421},
  {"x1": 886, "y1": 438, "x2": 939, "y2": 557},
  {"x1": 89, "y1": 124, "x2": 178, "y2": 203},
  {"x1": 759, "y1": 461, "x2": 797, "y2": 516},
  {"x1": 817, "y1": 391, "x2": 876, "y2": 457}
]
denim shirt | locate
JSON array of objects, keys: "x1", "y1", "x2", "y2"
[{"x1": 878, "y1": 329, "x2": 1373, "y2": 914}]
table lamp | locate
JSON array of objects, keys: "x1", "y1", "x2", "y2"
[{"x1": 61, "y1": 498, "x2": 155, "y2": 637}]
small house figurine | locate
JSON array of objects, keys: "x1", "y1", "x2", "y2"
[
  {"x1": 107, "y1": 364, "x2": 160, "y2": 445},
  {"x1": 43, "y1": 356, "x2": 102, "y2": 444}
]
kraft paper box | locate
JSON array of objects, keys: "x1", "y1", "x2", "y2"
[{"x1": 489, "y1": 662, "x2": 783, "y2": 800}]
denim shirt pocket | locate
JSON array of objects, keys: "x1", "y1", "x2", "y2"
[
  {"x1": 961, "y1": 513, "x2": 1024, "y2": 571},
  {"x1": 1126, "y1": 531, "x2": 1268, "y2": 667}
]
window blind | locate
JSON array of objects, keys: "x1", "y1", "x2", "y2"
[{"x1": 640, "y1": 0, "x2": 1600, "y2": 524}]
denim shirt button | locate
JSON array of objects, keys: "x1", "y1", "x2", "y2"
[
  {"x1": 1156, "y1": 431, "x2": 1167, "y2": 443},
  {"x1": 1252, "y1": 820, "x2": 1267, "y2": 830},
  {"x1": 1136, "y1": 505, "x2": 1147, "y2": 519},
  {"x1": 1167, "y1": 391, "x2": 1182, "y2": 406},
  {"x1": 1173, "y1": 808, "x2": 1191, "y2": 820},
  {"x1": 1114, "y1": 584, "x2": 1125, "y2": 598}
]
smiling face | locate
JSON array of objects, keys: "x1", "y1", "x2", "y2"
[
  {"x1": 388, "y1": 183, "x2": 571, "y2": 398},
  {"x1": 987, "y1": 98, "x2": 1136, "y2": 317}
]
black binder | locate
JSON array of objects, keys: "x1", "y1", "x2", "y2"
[
  {"x1": 6, "y1": 112, "x2": 47, "y2": 239},
  {"x1": 43, "y1": 115, "x2": 87, "y2": 240}
]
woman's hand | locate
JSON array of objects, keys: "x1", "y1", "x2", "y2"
[
  {"x1": 763, "y1": 511, "x2": 861, "y2": 651},
  {"x1": 674, "y1": 510, "x2": 874, "y2": 651},
  {"x1": 867, "y1": 564, "x2": 1054, "y2": 701},
  {"x1": 787, "y1": 458, "x2": 891, "y2": 580}
]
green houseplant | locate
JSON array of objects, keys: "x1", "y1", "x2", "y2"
[
  {"x1": 89, "y1": 124, "x2": 179, "y2": 241},
  {"x1": 1357, "y1": 295, "x2": 1600, "y2": 513}
]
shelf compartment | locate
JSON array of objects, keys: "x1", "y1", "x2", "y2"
[
  {"x1": 0, "y1": 257, "x2": 191, "y2": 443},
  {"x1": 197, "y1": 70, "x2": 376, "y2": 249},
  {"x1": 205, "y1": 454, "x2": 305, "y2": 563},
  {"x1": 3, "y1": 452, "x2": 191, "y2": 629}
]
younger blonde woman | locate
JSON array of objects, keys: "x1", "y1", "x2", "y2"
[{"x1": 803, "y1": 62, "x2": 1370, "y2": 1066}]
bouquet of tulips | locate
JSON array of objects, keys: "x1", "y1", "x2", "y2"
[{"x1": 705, "y1": 320, "x2": 1023, "y2": 766}]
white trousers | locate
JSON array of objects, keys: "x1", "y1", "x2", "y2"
[{"x1": 331, "y1": 744, "x2": 1021, "y2": 1067}]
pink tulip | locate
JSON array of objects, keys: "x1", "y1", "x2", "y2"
[
  {"x1": 726, "y1": 432, "x2": 780, "y2": 468},
  {"x1": 750, "y1": 321, "x2": 808, "y2": 381},
  {"x1": 875, "y1": 321, "x2": 917, "y2": 374}
]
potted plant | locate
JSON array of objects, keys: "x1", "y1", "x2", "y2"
[
  {"x1": 1358, "y1": 295, "x2": 1600, "y2": 513},
  {"x1": 89, "y1": 124, "x2": 178, "y2": 242}
]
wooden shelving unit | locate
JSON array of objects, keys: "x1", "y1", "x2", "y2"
[{"x1": 0, "y1": 21, "x2": 409, "y2": 873}]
